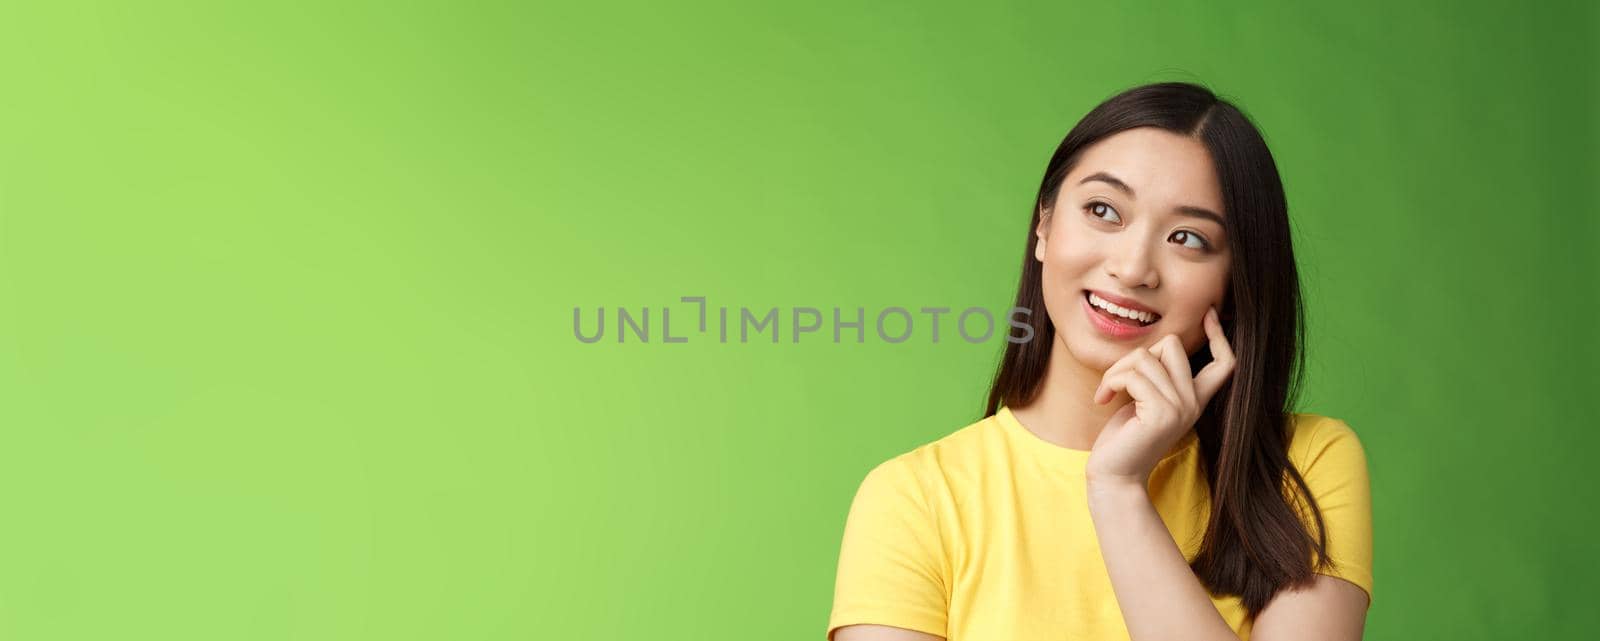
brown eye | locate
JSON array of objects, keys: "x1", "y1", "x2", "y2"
[
  {"x1": 1084, "y1": 202, "x2": 1121, "y2": 223},
  {"x1": 1172, "y1": 230, "x2": 1212, "y2": 251}
]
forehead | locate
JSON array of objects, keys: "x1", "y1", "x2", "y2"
[{"x1": 1064, "y1": 127, "x2": 1224, "y2": 215}]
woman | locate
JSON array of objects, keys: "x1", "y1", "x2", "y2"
[{"x1": 826, "y1": 82, "x2": 1373, "y2": 641}]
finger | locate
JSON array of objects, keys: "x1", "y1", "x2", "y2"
[
  {"x1": 1149, "y1": 335, "x2": 1194, "y2": 402},
  {"x1": 1119, "y1": 371, "x2": 1174, "y2": 427},
  {"x1": 1097, "y1": 368, "x2": 1138, "y2": 406},
  {"x1": 1095, "y1": 346, "x2": 1154, "y2": 403},
  {"x1": 1100, "y1": 368, "x2": 1175, "y2": 424},
  {"x1": 1149, "y1": 335, "x2": 1196, "y2": 412},
  {"x1": 1194, "y1": 306, "x2": 1237, "y2": 405},
  {"x1": 1131, "y1": 349, "x2": 1182, "y2": 408}
]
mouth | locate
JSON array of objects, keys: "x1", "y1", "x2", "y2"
[{"x1": 1083, "y1": 290, "x2": 1161, "y2": 328}]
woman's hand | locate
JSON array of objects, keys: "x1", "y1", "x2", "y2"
[{"x1": 1085, "y1": 306, "x2": 1236, "y2": 486}]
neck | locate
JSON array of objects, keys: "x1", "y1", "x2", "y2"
[{"x1": 1008, "y1": 334, "x2": 1130, "y2": 451}]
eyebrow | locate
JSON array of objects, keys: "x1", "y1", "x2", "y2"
[{"x1": 1078, "y1": 171, "x2": 1227, "y2": 228}]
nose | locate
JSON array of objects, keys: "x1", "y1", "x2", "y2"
[{"x1": 1105, "y1": 234, "x2": 1159, "y2": 289}]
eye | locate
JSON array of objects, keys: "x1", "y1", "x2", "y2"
[
  {"x1": 1172, "y1": 230, "x2": 1212, "y2": 251},
  {"x1": 1083, "y1": 201, "x2": 1121, "y2": 223}
]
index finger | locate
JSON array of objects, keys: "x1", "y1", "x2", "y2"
[
  {"x1": 1193, "y1": 306, "x2": 1236, "y2": 405},
  {"x1": 1148, "y1": 334, "x2": 1195, "y2": 410}
]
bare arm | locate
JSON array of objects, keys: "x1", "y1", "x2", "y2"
[
  {"x1": 1086, "y1": 476, "x2": 1367, "y2": 641},
  {"x1": 1083, "y1": 314, "x2": 1368, "y2": 640},
  {"x1": 1250, "y1": 573, "x2": 1369, "y2": 640},
  {"x1": 1086, "y1": 477, "x2": 1239, "y2": 641}
]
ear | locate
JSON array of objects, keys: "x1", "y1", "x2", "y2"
[{"x1": 1033, "y1": 206, "x2": 1051, "y2": 263}]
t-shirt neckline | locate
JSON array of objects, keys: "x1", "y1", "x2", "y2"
[{"x1": 996, "y1": 405, "x2": 1198, "y2": 467}]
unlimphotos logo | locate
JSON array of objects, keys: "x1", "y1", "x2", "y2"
[{"x1": 574, "y1": 296, "x2": 1038, "y2": 345}]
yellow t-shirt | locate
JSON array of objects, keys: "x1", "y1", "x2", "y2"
[{"x1": 826, "y1": 406, "x2": 1372, "y2": 640}]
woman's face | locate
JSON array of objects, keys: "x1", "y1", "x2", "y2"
[{"x1": 1034, "y1": 126, "x2": 1232, "y2": 371}]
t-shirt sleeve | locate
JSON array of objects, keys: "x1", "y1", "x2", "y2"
[
  {"x1": 826, "y1": 455, "x2": 949, "y2": 640},
  {"x1": 1291, "y1": 416, "x2": 1374, "y2": 603}
]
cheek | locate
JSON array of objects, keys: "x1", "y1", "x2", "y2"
[
  {"x1": 1036, "y1": 237, "x2": 1089, "y2": 331},
  {"x1": 1170, "y1": 277, "x2": 1228, "y2": 349},
  {"x1": 1040, "y1": 234, "x2": 1096, "y2": 294},
  {"x1": 1045, "y1": 227, "x2": 1099, "y2": 270}
]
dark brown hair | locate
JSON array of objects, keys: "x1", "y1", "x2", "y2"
[{"x1": 984, "y1": 81, "x2": 1330, "y2": 616}]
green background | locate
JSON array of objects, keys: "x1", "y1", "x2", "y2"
[{"x1": 2, "y1": 1, "x2": 1595, "y2": 638}]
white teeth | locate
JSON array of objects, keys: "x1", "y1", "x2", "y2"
[{"x1": 1088, "y1": 292, "x2": 1156, "y2": 324}]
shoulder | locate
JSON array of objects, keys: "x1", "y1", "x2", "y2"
[
  {"x1": 1283, "y1": 413, "x2": 1375, "y2": 600},
  {"x1": 1286, "y1": 413, "x2": 1368, "y2": 473},
  {"x1": 855, "y1": 413, "x2": 996, "y2": 497}
]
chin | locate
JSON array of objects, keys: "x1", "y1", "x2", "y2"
[{"x1": 1059, "y1": 329, "x2": 1126, "y2": 372}]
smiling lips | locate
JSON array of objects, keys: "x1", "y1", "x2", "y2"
[
  {"x1": 1084, "y1": 290, "x2": 1160, "y2": 326},
  {"x1": 1080, "y1": 289, "x2": 1160, "y2": 340}
]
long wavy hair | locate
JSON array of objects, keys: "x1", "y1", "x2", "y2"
[{"x1": 983, "y1": 82, "x2": 1329, "y2": 616}]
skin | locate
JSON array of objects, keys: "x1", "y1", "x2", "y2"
[{"x1": 835, "y1": 127, "x2": 1368, "y2": 641}]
